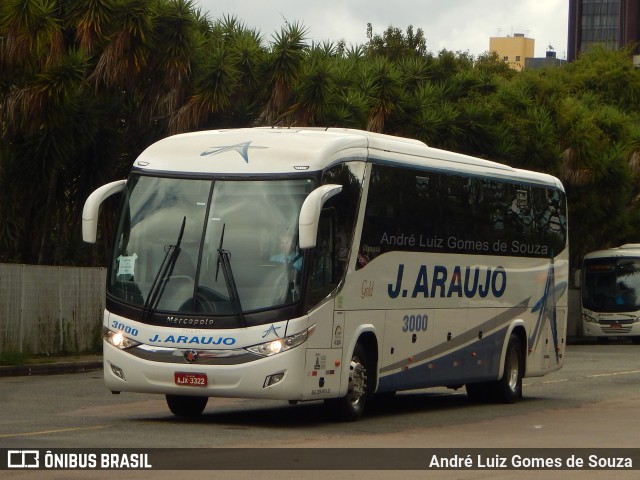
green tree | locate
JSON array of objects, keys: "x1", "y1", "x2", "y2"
[
  {"x1": 170, "y1": 15, "x2": 265, "y2": 132},
  {"x1": 1, "y1": 0, "x2": 67, "y2": 263},
  {"x1": 0, "y1": 0, "x2": 208, "y2": 264},
  {"x1": 4, "y1": 7, "x2": 640, "y2": 270},
  {"x1": 364, "y1": 24, "x2": 428, "y2": 59},
  {"x1": 360, "y1": 56, "x2": 404, "y2": 132},
  {"x1": 260, "y1": 21, "x2": 308, "y2": 125},
  {"x1": 286, "y1": 54, "x2": 337, "y2": 125}
]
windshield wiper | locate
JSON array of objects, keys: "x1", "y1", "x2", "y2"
[
  {"x1": 142, "y1": 217, "x2": 186, "y2": 320},
  {"x1": 216, "y1": 223, "x2": 247, "y2": 327}
]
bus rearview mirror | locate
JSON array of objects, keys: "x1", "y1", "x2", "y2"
[
  {"x1": 574, "y1": 269, "x2": 581, "y2": 289},
  {"x1": 298, "y1": 184, "x2": 342, "y2": 249},
  {"x1": 82, "y1": 180, "x2": 127, "y2": 243}
]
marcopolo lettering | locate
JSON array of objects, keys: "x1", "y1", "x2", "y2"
[
  {"x1": 388, "y1": 264, "x2": 507, "y2": 299},
  {"x1": 166, "y1": 316, "x2": 216, "y2": 326},
  {"x1": 148, "y1": 334, "x2": 236, "y2": 345}
]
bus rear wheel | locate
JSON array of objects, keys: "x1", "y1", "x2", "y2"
[
  {"x1": 494, "y1": 333, "x2": 523, "y2": 403},
  {"x1": 166, "y1": 395, "x2": 208, "y2": 417},
  {"x1": 326, "y1": 343, "x2": 369, "y2": 421},
  {"x1": 466, "y1": 333, "x2": 523, "y2": 403}
]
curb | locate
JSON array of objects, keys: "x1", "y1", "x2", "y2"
[{"x1": 0, "y1": 359, "x2": 103, "y2": 377}]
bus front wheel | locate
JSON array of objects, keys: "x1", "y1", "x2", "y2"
[
  {"x1": 166, "y1": 395, "x2": 208, "y2": 417},
  {"x1": 326, "y1": 343, "x2": 369, "y2": 421}
]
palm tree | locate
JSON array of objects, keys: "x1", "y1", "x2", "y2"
[
  {"x1": 286, "y1": 55, "x2": 336, "y2": 125},
  {"x1": 1, "y1": 0, "x2": 67, "y2": 263},
  {"x1": 360, "y1": 56, "x2": 404, "y2": 133},
  {"x1": 0, "y1": 0, "x2": 64, "y2": 72},
  {"x1": 90, "y1": 0, "x2": 156, "y2": 89},
  {"x1": 169, "y1": 15, "x2": 265, "y2": 132},
  {"x1": 1, "y1": 0, "x2": 188, "y2": 264},
  {"x1": 149, "y1": 0, "x2": 203, "y2": 118},
  {"x1": 324, "y1": 56, "x2": 368, "y2": 128},
  {"x1": 0, "y1": 144, "x2": 23, "y2": 262},
  {"x1": 401, "y1": 82, "x2": 460, "y2": 146},
  {"x1": 169, "y1": 44, "x2": 239, "y2": 132},
  {"x1": 260, "y1": 21, "x2": 309, "y2": 125},
  {"x1": 227, "y1": 27, "x2": 266, "y2": 126},
  {"x1": 1, "y1": 0, "x2": 64, "y2": 131},
  {"x1": 65, "y1": 0, "x2": 118, "y2": 54},
  {"x1": 2, "y1": 46, "x2": 105, "y2": 264}
]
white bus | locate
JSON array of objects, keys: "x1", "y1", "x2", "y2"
[
  {"x1": 580, "y1": 244, "x2": 640, "y2": 342},
  {"x1": 83, "y1": 127, "x2": 569, "y2": 420}
]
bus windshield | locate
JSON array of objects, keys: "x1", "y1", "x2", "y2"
[
  {"x1": 582, "y1": 257, "x2": 640, "y2": 311},
  {"x1": 110, "y1": 175, "x2": 316, "y2": 317}
]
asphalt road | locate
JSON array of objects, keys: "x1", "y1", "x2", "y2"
[{"x1": 1, "y1": 342, "x2": 640, "y2": 479}]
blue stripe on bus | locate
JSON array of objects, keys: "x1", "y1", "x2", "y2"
[{"x1": 377, "y1": 326, "x2": 510, "y2": 393}]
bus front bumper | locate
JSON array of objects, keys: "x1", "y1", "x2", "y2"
[{"x1": 103, "y1": 340, "x2": 307, "y2": 401}]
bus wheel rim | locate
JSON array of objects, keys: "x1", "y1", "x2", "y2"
[
  {"x1": 347, "y1": 356, "x2": 366, "y2": 405},
  {"x1": 507, "y1": 348, "x2": 519, "y2": 391}
]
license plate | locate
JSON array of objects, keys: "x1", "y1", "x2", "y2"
[
  {"x1": 610, "y1": 324, "x2": 622, "y2": 329},
  {"x1": 174, "y1": 372, "x2": 208, "y2": 387}
]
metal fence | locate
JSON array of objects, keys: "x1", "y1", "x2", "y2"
[{"x1": 0, "y1": 264, "x2": 106, "y2": 355}]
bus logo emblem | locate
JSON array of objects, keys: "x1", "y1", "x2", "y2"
[
  {"x1": 184, "y1": 350, "x2": 199, "y2": 363},
  {"x1": 262, "y1": 324, "x2": 281, "y2": 338},
  {"x1": 200, "y1": 142, "x2": 266, "y2": 163}
]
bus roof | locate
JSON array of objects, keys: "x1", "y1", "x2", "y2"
[
  {"x1": 583, "y1": 244, "x2": 640, "y2": 260},
  {"x1": 133, "y1": 127, "x2": 563, "y2": 189}
]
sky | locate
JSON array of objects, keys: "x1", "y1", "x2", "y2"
[{"x1": 195, "y1": 0, "x2": 569, "y2": 59}]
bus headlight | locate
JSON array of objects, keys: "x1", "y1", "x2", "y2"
[
  {"x1": 246, "y1": 325, "x2": 315, "y2": 357},
  {"x1": 582, "y1": 314, "x2": 598, "y2": 324},
  {"x1": 103, "y1": 327, "x2": 141, "y2": 350}
]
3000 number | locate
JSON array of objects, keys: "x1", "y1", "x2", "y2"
[
  {"x1": 402, "y1": 314, "x2": 428, "y2": 332},
  {"x1": 111, "y1": 320, "x2": 139, "y2": 337}
]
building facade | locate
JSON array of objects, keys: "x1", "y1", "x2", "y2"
[
  {"x1": 525, "y1": 49, "x2": 568, "y2": 69},
  {"x1": 489, "y1": 33, "x2": 535, "y2": 71},
  {"x1": 568, "y1": 0, "x2": 640, "y2": 61}
]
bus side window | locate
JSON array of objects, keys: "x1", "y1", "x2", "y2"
[
  {"x1": 306, "y1": 210, "x2": 338, "y2": 307},
  {"x1": 305, "y1": 161, "x2": 363, "y2": 308}
]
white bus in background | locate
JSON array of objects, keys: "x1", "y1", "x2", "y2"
[
  {"x1": 580, "y1": 244, "x2": 640, "y2": 343},
  {"x1": 83, "y1": 127, "x2": 569, "y2": 421}
]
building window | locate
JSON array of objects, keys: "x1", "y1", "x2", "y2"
[{"x1": 581, "y1": 0, "x2": 621, "y2": 51}]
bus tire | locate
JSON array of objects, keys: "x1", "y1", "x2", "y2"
[
  {"x1": 492, "y1": 333, "x2": 523, "y2": 403},
  {"x1": 327, "y1": 343, "x2": 369, "y2": 421},
  {"x1": 466, "y1": 333, "x2": 523, "y2": 403},
  {"x1": 166, "y1": 395, "x2": 208, "y2": 417}
]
